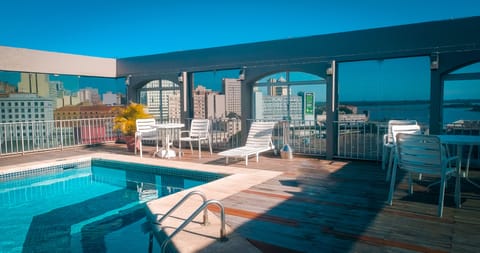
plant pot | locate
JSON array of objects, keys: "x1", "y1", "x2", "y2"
[{"x1": 124, "y1": 136, "x2": 136, "y2": 152}]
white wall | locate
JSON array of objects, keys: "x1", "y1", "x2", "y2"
[{"x1": 0, "y1": 46, "x2": 117, "y2": 77}]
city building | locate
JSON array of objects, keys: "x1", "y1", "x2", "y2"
[
  {"x1": 168, "y1": 93, "x2": 181, "y2": 121},
  {"x1": 0, "y1": 93, "x2": 54, "y2": 123},
  {"x1": 0, "y1": 81, "x2": 16, "y2": 94},
  {"x1": 223, "y1": 78, "x2": 241, "y2": 117},
  {"x1": 78, "y1": 87, "x2": 101, "y2": 105},
  {"x1": 103, "y1": 91, "x2": 122, "y2": 105},
  {"x1": 0, "y1": 93, "x2": 54, "y2": 142},
  {"x1": 54, "y1": 104, "x2": 121, "y2": 120},
  {"x1": 253, "y1": 90, "x2": 303, "y2": 122},
  {"x1": 207, "y1": 93, "x2": 226, "y2": 119},
  {"x1": 17, "y1": 73, "x2": 51, "y2": 98},
  {"x1": 142, "y1": 80, "x2": 180, "y2": 122},
  {"x1": 193, "y1": 85, "x2": 209, "y2": 119}
]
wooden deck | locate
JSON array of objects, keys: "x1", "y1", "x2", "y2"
[{"x1": 2, "y1": 143, "x2": 480, "y2": 253}]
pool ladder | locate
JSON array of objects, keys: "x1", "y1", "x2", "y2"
[{"x1": 148, "y1": 190, "x2": 227, "y2": 253}]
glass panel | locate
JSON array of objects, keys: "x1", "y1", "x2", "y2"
[
  {"x1": 253, "y1": 71, "x2": 326, "y2": 155},
  {"x1": 338, "y1": 56, "x2": 430, "y2": 126},
  {"x1": 0, "y1": 70, "x2": 126, "y2": 153},
  {"x1": 444, "y1": 62, "x2": 480, "y2": 134},
  {"x1": 139, "y1": 79, "x2": 180, "y2": 122}
]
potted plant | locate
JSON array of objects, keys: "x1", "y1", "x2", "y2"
[{"x1": 112, "y1": 102, "x2": 153, "y2": 151}]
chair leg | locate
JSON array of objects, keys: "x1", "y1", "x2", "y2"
[
  {"x1": 198, "y1": 139, "x2": 201, "y2": 159},
  {"x1": 438, "y1": 175, "x2": 447, "y2": 217},
  {"x1": 179, "y1": 139, "x2": 182, "y2": 157},
  {"x1": 387, "y1": 158, "x2": 398, "y2": 205},
  {"x1": 386, "y1": 148, "x2": 395, "y2": 181},
  {"x1": 209, "y1": 137, "x2": 213, "y2": 155},
  {"x1": 382, "y1": 146, "x2": 388, "y2": 170}
]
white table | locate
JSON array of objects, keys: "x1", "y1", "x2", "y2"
[
  {"x1": 154, "y1": 123, "x2": 185, "y2": 158},
  {"x1": 437, "y1": 134, "x2": 480, "y2": 207}
]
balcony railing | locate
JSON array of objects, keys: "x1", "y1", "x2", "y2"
[
  {"x1": 0, "y1": 118, "x2": 119, "y2": 156},
  {"x1": 2, "y1": 118, "x2": 478, "y2": 167}
]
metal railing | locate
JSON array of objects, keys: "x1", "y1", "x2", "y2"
[
  {"x1": 2, "y1": 117, "x2": 478, "y2": 167},
  {"x1": 335, "y1": 120, "x2": 384, "y2": 161},
  {"x1": 0, "y1": 117, "x2": 119, "y2": 156},
  {"x1": 148, "y1": 190, "x2": 226, "y2": 253}
]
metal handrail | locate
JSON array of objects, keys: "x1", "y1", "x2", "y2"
[
  {"x1": 160, "y1": 199, "x2": 226, "y2": 253},
  {"x1": 154, "y1": 190, "x2": 208, "y2": 225}
]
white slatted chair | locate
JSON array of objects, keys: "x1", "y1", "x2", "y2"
[
  {"x1": 179, "y1": 119, "x2": 212, "y2": 158},
  {"x1": 135, "y1": 118, "x2": 157, "y2": 158},
  {"x1": 385, "y1": 124, "x2": 422, "y2": 181},
  {"x1": 382, "y1": 120, "x2": 418, "y2": 172},
  {"x1": 218, "y1": 121, "x2": 276, "y2": 166},
  {"x1": 387, "y1": 133, "x2": 458, "y2": 217}
]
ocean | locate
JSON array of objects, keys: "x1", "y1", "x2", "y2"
[{"x1": 356, "y1": 103, "x2": 480, "y2": 126}]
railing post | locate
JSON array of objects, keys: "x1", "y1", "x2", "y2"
[{"x1": 20, "y1": 122, "x2": 25, "y2": 155}]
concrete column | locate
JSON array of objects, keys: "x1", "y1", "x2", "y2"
[
  {"x1": 325, "y1": 61, "x2": 338, "y2": 160},
  {"x1": 185, "y1": 72, "x2": 194, "y2": 120},
  {"x1": 429, "y1": 70, "x2": 444, "y2": 135},
  {"x1": 240, "y1": 79, "x2": 252, "y2": 144}
]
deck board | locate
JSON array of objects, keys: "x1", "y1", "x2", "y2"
[{"x1": 2, "y1": 143, "x2": 480, "y2": 253}]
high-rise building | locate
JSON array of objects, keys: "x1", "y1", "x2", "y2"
[
  {"x1": 193, "y1": 85, "x2": 209, "y2": 119},
  {"x1": 168, "y1": 93, "x2": 181, "y2": 121},
  {"x1": 143, "y1": 80, "x2": 180, "y2": 122},
  {"x1": 78, "y1": 87, "x2": 101, "y2": 105},
  {"x1": 206, "y1": 93, "x2": 225, "y2": 119},
  {"x1": 17, "y1": 73, "x2": 51, "y2": 98},
  {"x1": 223, "y1": 78, "x2": 241, "y2": 117},
  {"x1": 253, "y1": 90, "x2": 303, "y2": 121}
]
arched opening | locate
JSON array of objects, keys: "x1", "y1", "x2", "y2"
[
  {"x1": 138, "y1": 79, "x2": 181, "y2": 123},
  {"x1": 252, "y1": 71, "x2": 326, "y2": 155}
]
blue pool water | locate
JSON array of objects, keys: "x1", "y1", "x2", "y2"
[{"x1": 0, "y1": 159, "x2": 224, "y2": 253}]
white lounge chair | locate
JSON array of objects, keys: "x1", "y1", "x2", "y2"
[
  {"x1": 218, "y1": 121, "x2": 276, "y2": 166},
  {"x1": 135, "y1": 118, "x2": 157, "y2": 158},
  {"x1": 387, "y1": 133, "x2": 458, "y2": 217}
]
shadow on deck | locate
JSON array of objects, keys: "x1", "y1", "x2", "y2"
[{"x1": 1, "y1": 142, "x2": 480, "y2": 252}]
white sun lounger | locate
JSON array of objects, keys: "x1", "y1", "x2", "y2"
[{"x1": 218, "y1": 121, "x2": 276, "y2": 166}]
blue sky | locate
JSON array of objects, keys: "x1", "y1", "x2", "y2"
[
  {"x1": 1, "y1": 0, "x2": 479, "y2": 102},
  {"x1": 1, "y1": 0, "x2": 479, "y2": 58}
]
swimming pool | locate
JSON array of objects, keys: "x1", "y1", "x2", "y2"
[{"x1": 0, "y1": 158, "x2": 225, "y2": 253}]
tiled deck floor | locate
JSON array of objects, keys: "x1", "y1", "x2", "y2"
[{"x1": 1, "y1": 143, "x2": 480, "y2": 253}]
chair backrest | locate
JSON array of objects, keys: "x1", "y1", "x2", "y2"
[
  {"x1": 391, "y1": 124, "x2": 422, "y2": 144},
  {"x1": 245, "y1": 122, "x2": 276, "y2": 148},
  {"x1": 395, "y1": 133, "x2": 444, "y2": 175},
  {"x1": 189, "y1": 119, "x2": 210, "y2": 138},
  {"x1": 136, "y1": 118, "x2": 156, "y2": 133},
  {"x1": 387, "y1": 120, "x2": 418, "y2": 143}
]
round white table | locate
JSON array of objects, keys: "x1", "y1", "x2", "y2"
[{"x1": 154, "y1": 123, "x2": 185, "y2": 158}]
